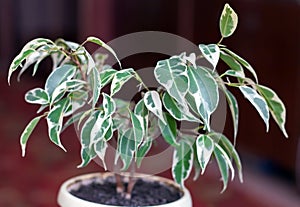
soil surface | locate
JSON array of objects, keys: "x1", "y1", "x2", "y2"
[{"x1": 70, "y1": 177, "x2": 181, "y2": 206}]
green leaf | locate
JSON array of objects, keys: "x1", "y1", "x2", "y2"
[
  {"x1": 100, "y1": 68, "x2": 117, "y2": 87},
  {"x1": 117, "y1": 129, "x2": 136, "y2": 171},
  {"x1": 199, "y1": 44, "x2": 220, "y2": 69},
  {"x1": 20, "y1": 115, "x2": 43, "y2": 157},
  {"x1": 214, "y1": 143, "x2": 235, "y2": 193},
  {"x1": 257, "y1": 85, "x2": 288, "y2": 137},
  {"x1": 25, "y1": 88, "x2": 49, "y2": 105},
  {"x1": 110, "y1": 68, "x2": 135, "y2": 96},
  {"x1": 158, "y1": 113, "x2": 179, "y2": 147},
  {"x1": 130, "y1": 111, "x2": 145, "y2": 150},
  {"x1": 136, "y1": 137, "x2": 152, "y2": 168},
  {"x1": 45, "y1": 64, "x2": 77, "y2": 97},
  {"x1": 223, "y1": 89, "x2": 239, "y2": 141},
  {"x1": 239, "y1": 86, "x2": 270, "y2": 131},
  {"x1": 187, "y1": 66, "x2": 219, "y2": 130},
  {"x1": 91, "y1": 67, "x2": 102, "y2": 107},
  {"x1": 94, "y1": 139, "x2": 108, "y2": 170},
  {"x1": 162, "y1": 92, "x2": 199, "y2": 122},
  {"x1": 86, "y1": 36, "x2": 122, "y2": 68},
  {"x1": 46, "y1": 98, "x2": 70, "y2": 151},
  {"x1": 154, "y1": 57, "x2": 189, "y2": 104},
  {"x1": 221, "y1": 48, "x2": 258, "y2": 82},
  {"x1": 143, "y1": 91, "x2": 166, "y2": 124},
  {"x1": 172, "y1": 140, "x2": 193, "y2": 187},
  {"x1": 196, "y1": 134, "x2": 214, "y2": 174},
  {"x1": 219, "y1": 3, "x2": 238, "y2": 38},
  {"x1": 78, "y1": 110, "x2": 100, "y2": 167}
]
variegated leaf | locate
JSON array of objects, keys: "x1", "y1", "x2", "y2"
[
  {"x1": 110, "y1": 68, "x2": 135, "y2": 96},
  {"x1": 20, "y1": 115, "x2": 43, "y2": 157},
  {"x1": 158, "y1": 113, "x2": 179, "y2": 147},
  {"x1": 25, "y1": 88, "x2": 49, "y2": 105},
  {"x1": 172, "y1": 140, "x2": 193, "y2": 187},
  {"x1": 220, "y1": 3, "x2": 238, "y2": 38},
  {"x1": 143, "y1": 91, "x2": 166, "y2": 124},
  {"x1": 91, "y1": 111, "x2": 112, "y2": 143},
  {"x1": 78, "y1": 110, "x2": 100, "y2": 167},
  {"x1": 117, "y1": 129, "x2": 136, "y2": 171},
  {"x1": 196, "y1": 134, "x2": 215, "y2": 174},
  {"x1": 223, "y1": 89, "x2": 239, "y2": 141},
  {"x1": 45, "y1": 64, "x2": 76, "y2": 96},
  {"x1": 154, "y1": 56, "x2": 189, "y2": 104},
  {"x1": 100, "y1": 68, "x2": 117, "y2": 87},
  {"x1": 221, "y1": 48, "x2": 258, "y2": 82},
  {"x1": 162, "y1": 92, "x2": 199, "y2": 122},
  {"x1": 91, "y1": 67, "x2": 101, "y2": 107},
  {"x1": 199, "y1": 44, "x2": 220, "y2": 69},
  {"x1": 130, "y1": 111, "x2": 144, "y2": 150},
  {"x1": 210, "y1": 132, "x2": 243, "y2": 182},
  {"x1": 136, "y1": 137, "x2": 152, "y2": 168},
  {"x1": 86, "y1": 36, "x2": 122, "y2": 68},
  {"x1": 8, "y1": 38, "x2": 54, "y2": 84},
  {"x1": 239, "y1": 86, "x2": 270, "y2": 131},
  {"x1": 214, "y1": 143, "x2": 235, "y2": 193},
  {"x1": 221, "y1": 69, "x2": 245, "y2": 79},
  {"x1": 187, "y1": 66, "x2": 219, "y2": 130},
  {"x1": 220, "y1": 50, "x2": 244, "y2": 75},
  {"x1": 46, "y1": 98, "x2": 70, "y2": 151},
  {"x1": 102, "y1": 93, "x2": 116, "y2": 117},
  {"x1": 94, "y1": 139, "x2": 108, "y2": 170},
  {"x1": 257, "y1": 85, "x2": 288, "y2": 137}
]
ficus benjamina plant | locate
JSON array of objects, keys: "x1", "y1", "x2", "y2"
[{"x1": 8, "y1": 3, "x2": 288, "y2": 198}]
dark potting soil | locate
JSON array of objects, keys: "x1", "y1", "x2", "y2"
[{"x1": 70, "y1": 177, "x2": 182, "y2": 206}]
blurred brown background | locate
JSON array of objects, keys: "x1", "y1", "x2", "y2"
[{"x1": 0, "y1": 0, "x2": 299, "y2": 206}]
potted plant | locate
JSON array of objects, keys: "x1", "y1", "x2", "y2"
[{"x1": 7, "y1": 3, "x2": 288, "y2": 207}]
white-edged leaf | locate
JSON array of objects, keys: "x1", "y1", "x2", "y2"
[
  {"x1": 223, "y1": 89, "x2": 239, "y2": 141},
  {"x1": 196, "y1": 134, "x2": 215, "y2": 174},
  {"x1": 257, "y1": 85, "x2": 288, "y2": 137},
  {"x1": 94, "y1": 139, "x2": 108, "y2": 170},
  {"x1": 221, "y1": 69, "x2": 245, "y2": 79},
  {"x1": 187, "y1": 66, "x2": 219, "y2": 130},
  {"x1": 20, "y1": 115, "x2": 43, "y2": 157},
  {"x1": 130, "y1": 111, "x2": 145, "y2": 150},
  {"x1": 78, "y1": 110, "x2": 100, "y2": 168},
  {"x1": 214, "y1": 143, "x2": 235, "y2": 193},
  {"x1": 210, "y1": 132, "x2": 243, "y2": 183},
  {"x1": 100, "y1": 68, "x2": 117, "y2": 87},
  {"x1": 154, "y1": 56, "x2": 189, "y2": 104},
  {"x1": 86, "y1": 36, "x2": 122, "y2": 68},
  {"x1": 221, "y1": 48, "x2": 258, "y2": 82},
  {"x1": 239, "y1": 86, "x2": 270, "y2": 131},
  {"x1": 25, "y1": 88, "x2": 49, "y2": 105},
  {"x1": 219, "y1": 3, "x2": 238, "y2": 38},
  {"x1": 136, "y1": 137, "x2": 152, "y2": 168},
  {"x1": 143, "y1": 91, "x2": 166, "y2": 124},
  {"x1": 102, "y1": 93, "x2": 116, "y2": 117},
  {"x1": 117, "y1": 129, "x2": 136, "y2": 171},
  {"x1": 45, "y1": 64, "x2": 76, "y2": 96},
  {"x1": 172, "y1": 140, "x2": 193, "y2": 187},
  {"x1": 91, "y1": 111, "x2": 112, "y2": 144},
  {"x1": 162, "y1": 92, "x2": 199, "y2": 122},
  {"x1": 220, "y1": 51, "x2": 244, "y2": 75},
  {"x1": 91, "y1": 67, "x2": 102, "y2": 107},
  {"x1": 199, "y1": 44, "x2": 220, "y2": 69},
  {"x1": 110, "y1": 68, "x2": 135, "y2": 96},
  {"x1": 46, "y1": 98, "x2": 70, "y2": 151}
]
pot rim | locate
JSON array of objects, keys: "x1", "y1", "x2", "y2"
[{"x1": 57, "y1": 172, "x2": 192, "y2": 207}]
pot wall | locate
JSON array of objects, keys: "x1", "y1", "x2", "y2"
[{"x1": 57, "y1": 172, "x2": 192, "y2": 207}]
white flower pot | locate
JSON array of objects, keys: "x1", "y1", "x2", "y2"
[{"x1": 57, "y1": 172, "x2": 192, "y2": 207}]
